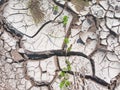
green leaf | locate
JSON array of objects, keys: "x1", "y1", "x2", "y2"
[
  {"x1": 65, "y1": 60, "x2": 70, "y2": 65},
  {"x1": 63, "y1": 15, "x2": 69, "y2": 26},
  {"x1": 65, "y1": 60, "x2": 71, "y2": 71},
  {"x1": 59, "y1": 80, "x2": 66, "y2": 88},
  {"x1": 60, "y1": 79, "x2": 70, "y2": 89},
  {"x1": 60, "y1": 71, "x2": 65, "y2": 77},
  {"x1": 60, "y1": 79, "x2": 70, "y2": 88},
  {"x1": 53, "y1": 5, "x2": 58, "y2": 12},
  {"x1": 67, "y1": 65, "x2": 71, "y2": 71},
  {"x1": 67, "y1": 44, "x2": 72, "y2": 52},
  {"x1": 64, "y1": 38, "x2": 69, "y2": 44},
  {"x1": 65, "y1": 80, "x2": 71, "y2": 87}
]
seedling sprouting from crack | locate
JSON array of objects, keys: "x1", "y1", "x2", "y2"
[
  {"x1": 59, "y1": 59, "x2": 71, "y2": 89},
  {"x1": 53, "y1": 5, "x2": 58, "y2": 15},
  {"x1": 62, "y1": 15, "x2": 69, "y2": 26},
  {"x1": 59, "y1": 38, "x2": 72, "y2": 89},
  {"x1": 64, "y1": 38, "x2": 69, "y2": 45},
  {"x1": 28, "y1": 0, "x2": 44, "y2": 25},
  {"x1": 64, "y1": 37, "x2": 72, "y2": 53}
]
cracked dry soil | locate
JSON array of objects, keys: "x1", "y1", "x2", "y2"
[{"x1": 0, "y1": 0, "x2": 120, "y2": 90}]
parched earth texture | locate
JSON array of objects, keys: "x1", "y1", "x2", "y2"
[{"x1": 0, "y1": 0, "x2": 120, "y2": 90}]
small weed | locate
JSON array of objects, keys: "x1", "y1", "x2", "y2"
[
  {"x1": 64, "y1": 37, "x2": 72, "y2": 52},
  {"x1": 59, "y1": 59, "x2": 71, "y2": 89},
  {"x1": 62, "y1": 15, "x2": 69, "y2": 26},
  {"x1": 60, "y1": 79, "x2": 71, "y2": 89},
  {"x1": 64, "y1": 38, "x2": 69, "y2": 44},
  {"x1": 53, "y1": 5, "x2": 59, "y2": 15},
  {"x1": 67, "y1": 44, "x2": 72, "y2": 52}
]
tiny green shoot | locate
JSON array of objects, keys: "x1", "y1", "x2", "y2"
[
  {"x1": 59, "y1": 59, "x2": 71, "y2": 89},
  {"x1": 60, "y1": 80, "x2": 66, "y2": 89},
  {"x1": 64, "y1": 38, "x2": 69, "y2": 45},
  {"x1": 62, "y1": 15, "x2": 69, "y2": 26},
  {"x1": 53, "y1": 5, "x2": 58, "y2": 12},
  {"x1": 60, "y1": 79, "x2": 70, "y2": 89},
  {"x1": 60, "y1": 71, "x2": 65, "y2": 77},
  {"x1": 66, "y1": 60, "x2": 71, "y2": 71},
  {"x1": 67, "y1": 44, "x2": 72, "y2": 52}
]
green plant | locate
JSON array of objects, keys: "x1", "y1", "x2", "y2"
[
  {"x1": 59, "y1": 59, "x2": 71, "y2": 89},
  {"x1": 64, "y1": 38, "x2": 72, "y2": 52},
  {"x1": 67, "y1": 44, "x2": 72, "y2": 52},
  {"x1": 62, "y1": 16, "x2": 69, "y2": 26},
  {"x1": 53, "y1": 5, "x2": 58, "y2": 12},
  {"x1": 60, "y1": 79, "x2": 71, "y2": 89},
  {"x1": 65, "y1": 60, "x2": 71, "y2": 71},
  {"x1": 64, "y1": 38, "x2": 69, "y2": 45}
]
